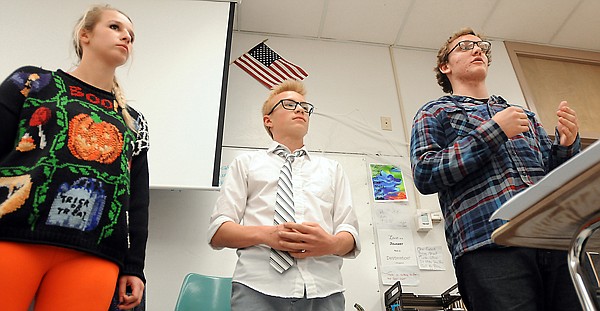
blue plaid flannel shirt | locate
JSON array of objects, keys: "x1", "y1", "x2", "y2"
[{"x1": 410, "y1": 95, "x2": 580, "y2": 261}]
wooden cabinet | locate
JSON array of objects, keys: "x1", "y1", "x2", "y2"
[{"x1": 505, "y1": 42, "x2": 600, "y2": 148}]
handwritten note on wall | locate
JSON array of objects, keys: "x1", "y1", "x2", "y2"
[
  {"x1": 380, "y1": 265, "x2": 420, "y2": 286},
  {"x1": 373, "y1": 206, "x2": 410, "y2": 227},
  {"x1": 416, "y1": 245, "x2": 446, "y2": 271}
]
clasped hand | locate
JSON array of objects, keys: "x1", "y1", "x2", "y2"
[{"x1": 269, "y1": 222, "x2": 336, "y2": 258}]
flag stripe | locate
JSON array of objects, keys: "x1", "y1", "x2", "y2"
[
  {"x1": 242, "y1": 56, "x2": 285, "y2": 84},
  {"x1": 281, "y1": 58, "x2": 309, "y2": 77},
  {"x1": 271, "y1": 62, "x2": 304, "y2": 81},
  {"x1": 276, "y1": 59, "x2": 308, "y2": 79},
  {"x1": 234, "y1": 61, "x2": 274, "y2": 89},
  {"x1": 233, "y1": 57, "x2": 272, "y2": 83},
  {"x1": 259, "y1": 59, "x2": 291, "y2": 81},
  {"x1": 234, "y1": 57, "x2": 281, "y2": 88}
]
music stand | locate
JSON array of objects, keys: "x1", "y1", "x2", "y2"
[{"x1": 491, "y1": 140, "x2": 600, "y2": 311}]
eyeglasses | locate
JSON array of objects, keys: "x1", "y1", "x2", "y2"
[
  {"x1": 268, "y1": 99, "x2": 314, "y2": 116},
  {"x1": 448, "y1": 40, "x2": 492, "y2": 55}
]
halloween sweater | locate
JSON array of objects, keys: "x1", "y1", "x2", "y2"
[{"x1": 0, "y1": 66, "x2": 150, "y2": 282}]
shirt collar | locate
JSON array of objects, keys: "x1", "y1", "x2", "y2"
[
  {"x1": 489, "y1": 95, "x2": 509, "y2": 107},
  {"x1": 446, "y1": 94, "x2": 510, "y2": 108},
  {"x1": 268, "y1": 141, "x2": 310, "y2": 159}
]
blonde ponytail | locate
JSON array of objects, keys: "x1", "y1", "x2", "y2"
[{"x1": 112, "y1": 77, "x2": 136, "y2": 131}]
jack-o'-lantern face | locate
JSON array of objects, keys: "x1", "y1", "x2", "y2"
[{"x1": 67, "y1": 113, "x2": 124, "y2": 164}]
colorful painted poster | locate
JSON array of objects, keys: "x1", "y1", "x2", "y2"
[{"x1": 369, "y1": 163, "x2": 407, "y2": 202}]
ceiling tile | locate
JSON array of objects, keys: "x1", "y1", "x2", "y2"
[
  {"x1": 483, "y1": 0, "x2": 579, "y2": 44},
  {"x1": 233, "y1": 0, "x2": 599, "y2": 53},
  {"x1": 236, "y1": 0, "x2": 325, "y2": 37},
  {"x1": 551, "y1": 0, "x2": 600, "y2": 51},
  {"x1": 321, "y1": 0, "x2": 411, "y2": 44},
  {"x1": 396, "y1": 0, "x2": 497, "y2": 49}
]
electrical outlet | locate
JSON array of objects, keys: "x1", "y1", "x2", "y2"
[
  {"x1": 380, "y1": 116, "x2": 392, "y2": 131},
  {"x1": 431, "y1": 211, "x2": 443, "y2": 223}
]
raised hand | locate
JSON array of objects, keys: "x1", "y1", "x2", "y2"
[
  {"x1": 556, "y1": 101, "x2": 578, "y2": 146},
  {"x1": 492, "y1": 106, "x2": 529, "y2": 138}
]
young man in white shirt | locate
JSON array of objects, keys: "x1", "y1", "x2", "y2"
[{"x1": 208, "y1": 79, "x2": 360, "y2": 311}]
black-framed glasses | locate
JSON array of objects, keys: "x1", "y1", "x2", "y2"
[
  {"x1": 448, "y1": 40, "x2": 492, "y2": 55},
  {"x1": 268, "y1": 99, "x2": 314, "y2": 116}
]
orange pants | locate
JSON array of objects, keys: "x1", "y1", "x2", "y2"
[{"x1": 0, "y1": 241, "x2": 119, "y2": 311}]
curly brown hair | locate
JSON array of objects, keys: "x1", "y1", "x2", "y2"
[{"x1": 435, "y1": 27, "x2": 492, "y2": 94}]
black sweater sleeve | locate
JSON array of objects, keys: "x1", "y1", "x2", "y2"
[
  {"x1": 0, "y1": 67, "x2": 28, "y2": 159},
  {"x1": 120, "y1": 107, "x2": 151, "y2": 283},
  {"x1": 122, "y1": 147, "x2": 150, "y2": 283}
]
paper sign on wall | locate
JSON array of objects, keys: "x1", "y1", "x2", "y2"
[
  {"x1": 377, "y1": 228, "x2": 417, "y2": 266},
  {"x1": 380, "y1": 265, "x2": 420, "y2": 286},
  {"x1": 416, "y1": 245, "x2": 446, "y2": 271}
]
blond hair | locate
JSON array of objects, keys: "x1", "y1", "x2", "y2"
[
  {"x1": 73, "y1": 4, "x2": 136, "y2": 130},
  {"x1": 262, "y1": 80, "x2": 307, "y2": 138},
  {"x1": 435, "y1": 27, "x2": 492, "y2": 94}
]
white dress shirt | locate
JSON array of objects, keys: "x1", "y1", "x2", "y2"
[{"x1": 207, "y1": 141, "x2": 361, "y2": 299}]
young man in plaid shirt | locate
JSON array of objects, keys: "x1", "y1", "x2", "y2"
[{"x1": 410, "y1": 28, "x2": 582, "y2": 311}]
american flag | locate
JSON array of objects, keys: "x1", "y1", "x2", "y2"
[{"x1": 233, "y1": 42, "x2": 308, "y2": 89}]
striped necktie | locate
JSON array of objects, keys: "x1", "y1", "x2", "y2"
[{"x1": 270, "y1": 147, "x2": 305, "y2": 273}]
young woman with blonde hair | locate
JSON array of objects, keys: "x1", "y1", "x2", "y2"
[{"x1": 0, "y1": 5, "x2": 150, "y2": 310}]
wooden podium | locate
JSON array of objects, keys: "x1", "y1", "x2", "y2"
[{"x1": 491, "y1": 140, "x2": 600, "y2": 311}]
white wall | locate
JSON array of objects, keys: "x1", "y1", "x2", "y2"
[
  {"x1": 145, "y1": 33, "x2": 527, "y2": 310},
  {"x1": 224, "y1": 35, "x2": 405, "y2": 156}
]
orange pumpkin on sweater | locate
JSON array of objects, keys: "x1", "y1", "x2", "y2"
[{"x1": 68, "y1": 113, "x2": 124, "y2": 164}]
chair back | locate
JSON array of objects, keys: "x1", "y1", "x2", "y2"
[{"x1": 174, "y1": 273, "x2": 232, "y2": 311}]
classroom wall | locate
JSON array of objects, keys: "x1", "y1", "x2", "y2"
[{"x1": 144, "y1": 32, "x2": 527, "y2": 310}]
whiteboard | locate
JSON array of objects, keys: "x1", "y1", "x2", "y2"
[{"x1": 0, "y1": 0, "x2": 235, "y2": 189}]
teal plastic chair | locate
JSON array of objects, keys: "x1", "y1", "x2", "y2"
[{"x1": 174, "y1": 273, "x2": 232, "y2": 311}]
